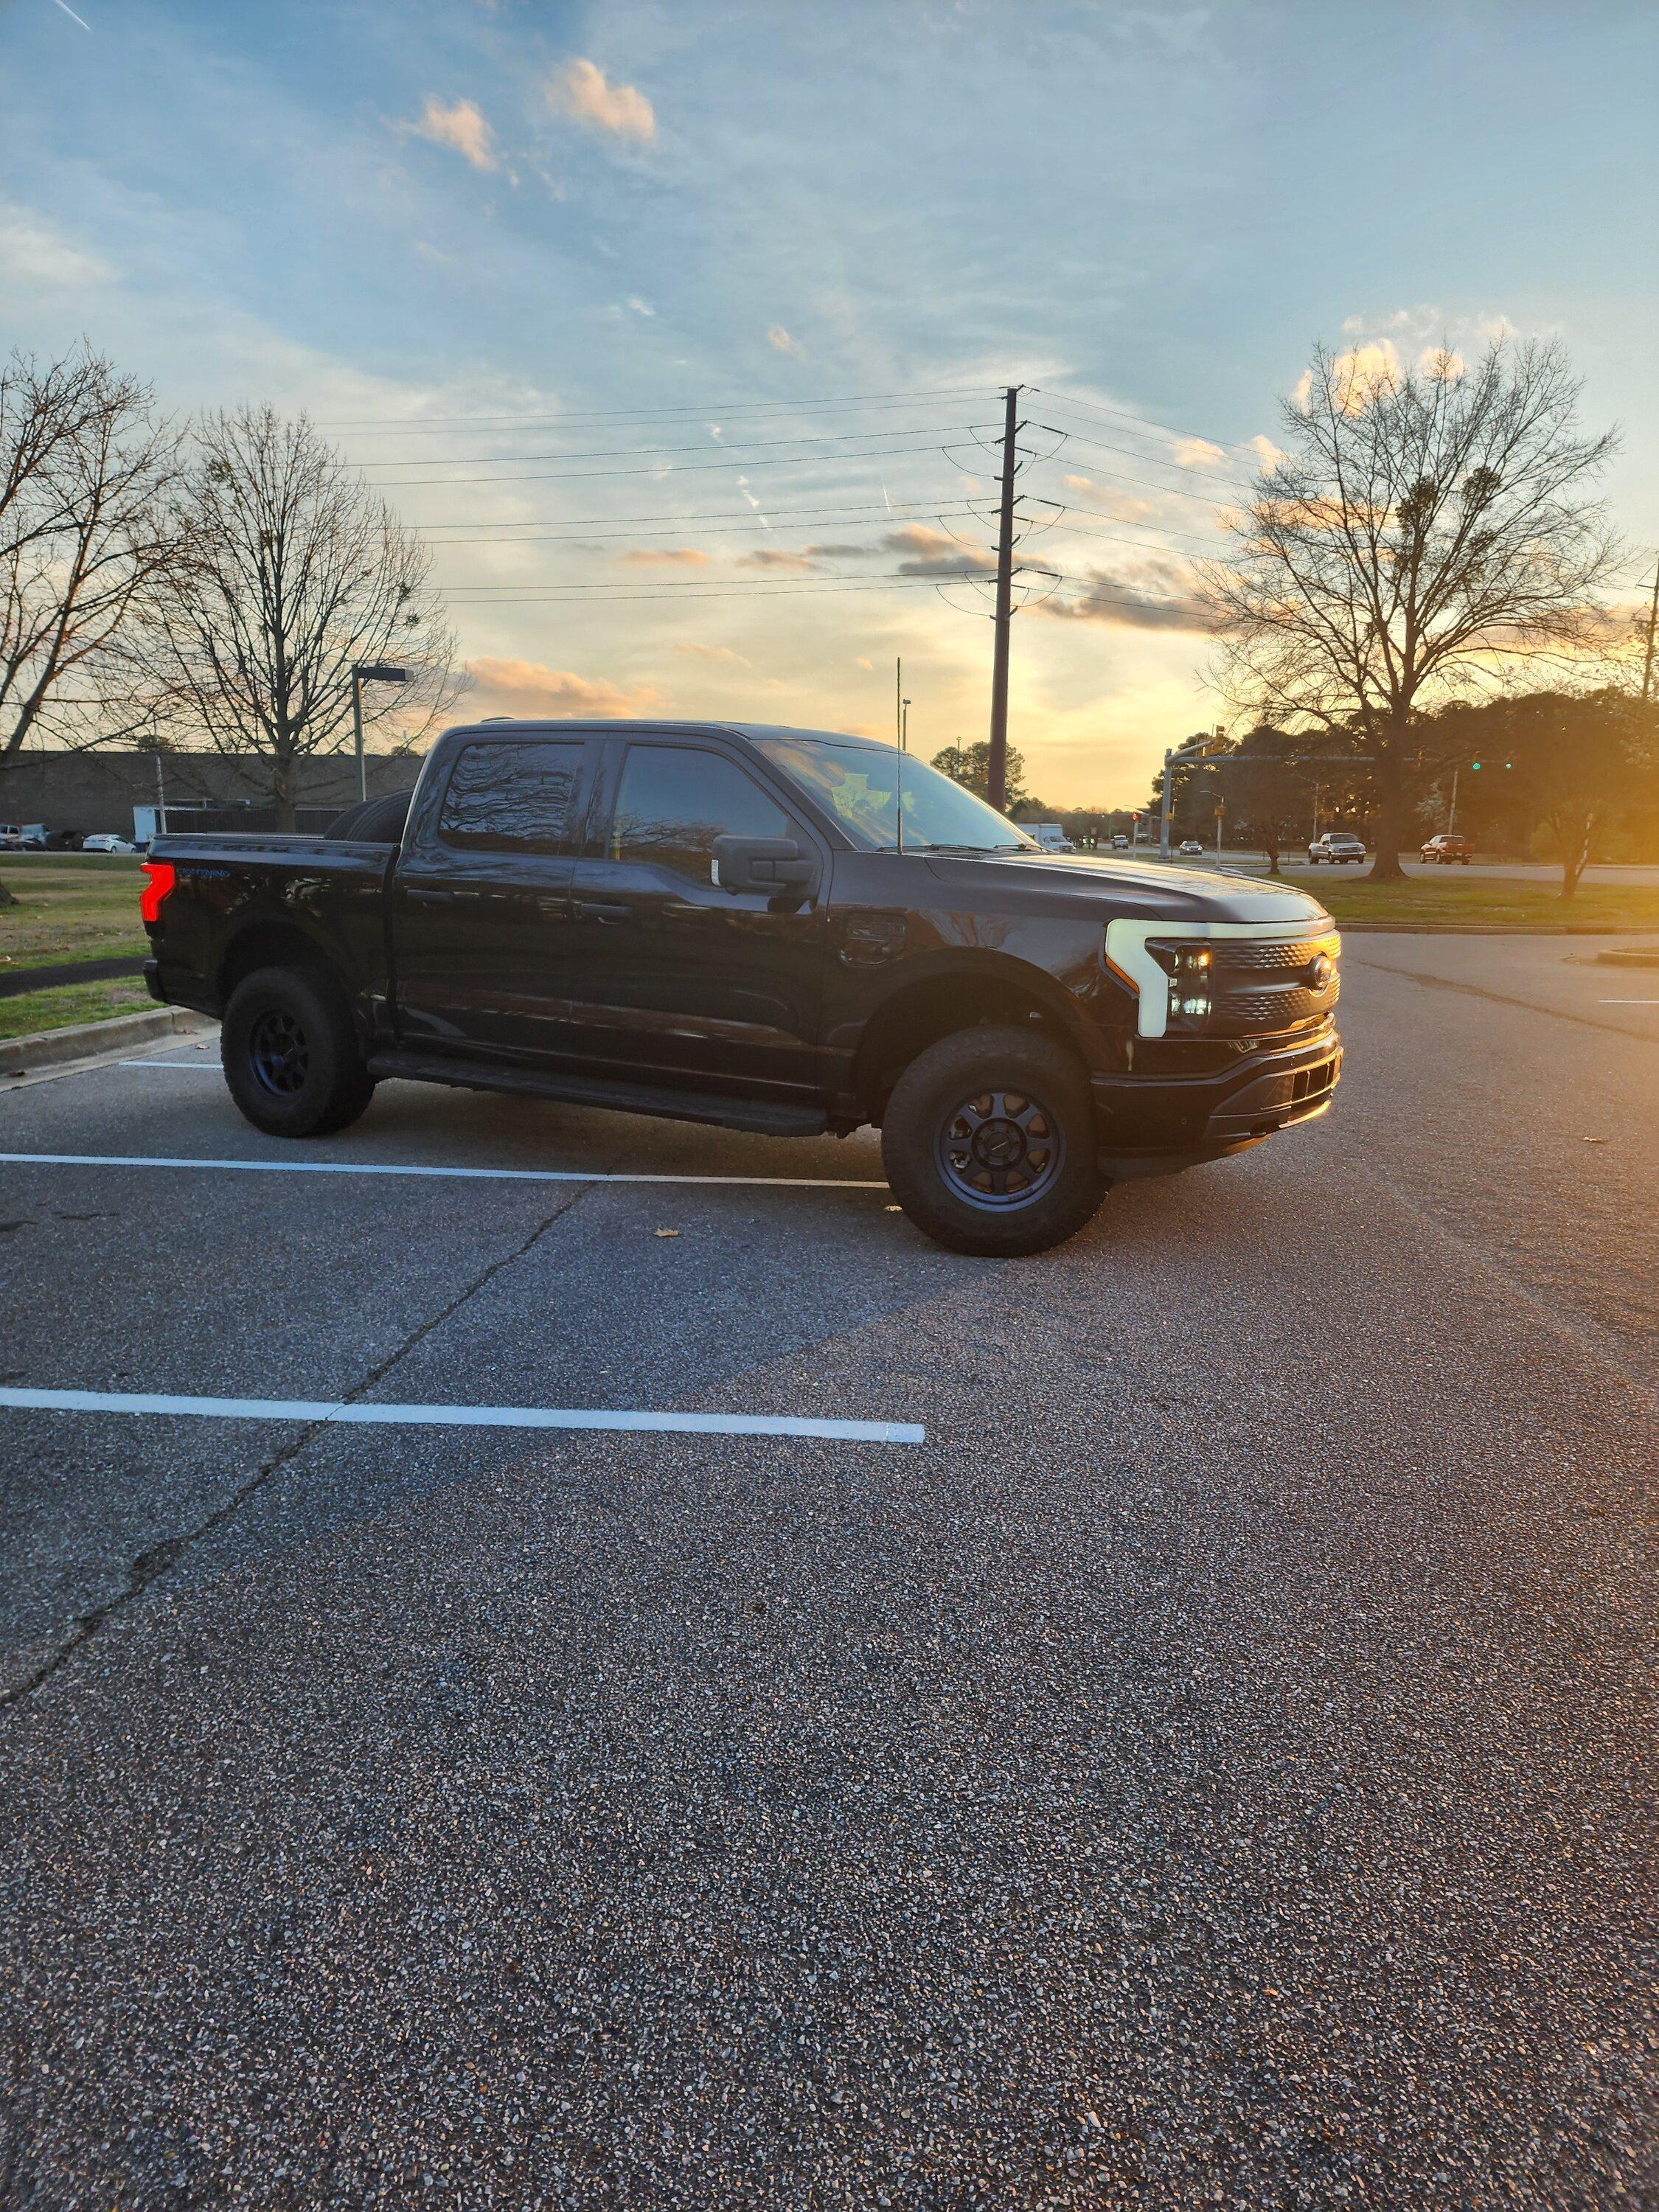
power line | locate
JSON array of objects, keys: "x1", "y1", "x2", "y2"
[
  {"x1": 442, "y1": 566, "x2": 1009, "y2": 597},
  {"x1": 317, "y1": 386, "x2": 992, "y2": 430},
  {"x1": 348, "y1": 422, "x2": 994, "y2": 471},
  {"x1": 419, "y1": 505, "x2": 978, "y2": 549},
  {"x1": 428, "y1": 575, "x2": 987, "y2": 605},
  {"x1": 357, "y1": 437, "x2": 979, "y2": 490},
  {"x1": 405, "y1": 494, "x2": 976, "y2": 535},
  {"x1": 1029, "y1": 421, "x2": 1251, "y2": 494},
  {"x1": 1029, "y1": 387, "x2": 1270, "y2": 463}
]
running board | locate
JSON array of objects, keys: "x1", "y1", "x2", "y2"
[{"x1": 365, "y1": 1048, "x2": 828, "y2": 1137}]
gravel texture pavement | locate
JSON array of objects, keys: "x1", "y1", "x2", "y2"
[{"x1": 0, "y1": 938, "x2": 1653, "y2": 2208}]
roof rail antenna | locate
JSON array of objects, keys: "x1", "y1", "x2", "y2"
[{"x1": 894, "y1": 655, "x2": 906, "y2": 857}]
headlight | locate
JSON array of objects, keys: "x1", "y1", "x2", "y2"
[{"x1": 1151, "y1": 943, "x2": 1213, "y2": 1026}]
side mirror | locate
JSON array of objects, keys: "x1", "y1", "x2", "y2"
[{"x1": 712, "y1": 835, "x2": 818, "y2": 897}]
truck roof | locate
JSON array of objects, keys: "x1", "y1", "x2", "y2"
[{"x1": 454, "y1": 717, "x2": 900, "y2": 754}]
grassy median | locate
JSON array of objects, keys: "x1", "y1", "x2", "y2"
[
  {"x1": 1283, "y1": 877, "x2": 1659, "y2": 931},
  {"x1": 0, "y1": 852, "x2": 148, "y2": 964},
  {"x1": 0, "y1": 975, "x2": 155, "y2": 1041},
  {"x1": 0, "y1": 855, "x2": 150, "y2": 1039}
]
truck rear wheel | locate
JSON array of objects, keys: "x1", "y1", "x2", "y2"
[
  {"x1": 880, "y1": 1024, "x2": 1106, "y2": 1256},
  {"x1": 221, "y1": 965, "x2": 377, "y2": 1138}
]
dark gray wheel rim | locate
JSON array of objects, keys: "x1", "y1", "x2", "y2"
[
  {"x1": 936, "y1": 1088, "x2": 1065, "y2": 1211},
  {"x1": 248, "y1": 1007, "x2": 310, "y2": 1097}
]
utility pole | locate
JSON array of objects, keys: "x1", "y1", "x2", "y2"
[
  {"x1": 1641, "y1": 566, "x2": 1659, "y2": 706},
  {"x1": 895, "y1": 655, "x2": 902, "y2": 745},
  {"x1": 986, "y1": 383, "x2": 1022, "y2": 813}
]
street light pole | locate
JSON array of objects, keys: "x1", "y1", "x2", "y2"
[{"x1": 351, "y1": 661, "x2": 411, "y2": 804}]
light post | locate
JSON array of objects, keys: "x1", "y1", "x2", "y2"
[{"x1": 351, "y1": 661, "x2": 409, "y2": 804}]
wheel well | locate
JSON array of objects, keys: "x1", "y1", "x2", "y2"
[
  {"x1": 216, "y1": 921, "x2": 335, "y2": 1006},
  {"x1": 850, "y1": 970, "x2": 1083, "y2": 1123}
]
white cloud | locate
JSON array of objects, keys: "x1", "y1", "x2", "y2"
[
  {"x1": 1417, "y1": 346, "x2": 1466, "y2": 382},
  {"x1": 0, "y1": 201, "x2": 111, "y2": 288},
  {"x1": 548, "y1": 59, "x2": 656, "y2": 145},
  {"x1": 463, "y1": 658, "x2": 660, "y2": 717},
  {"x1": 675, "y1": 643, "x2": 751, "y2": 664},
  {"x1": 626, "y1": 296, "x2": 654, "y2": 317},
  {"x1": 1063, "y1": 474, "x2": 1158, "y2": 523},
  {"x1": 408, "y1": 97, "x2": 497, "y2": 171},
  {"x1": 1247, "y1": 434, "x2": 1284, "y2": 470},
  {"x1": 766, "y1": 324, "x2": 803, "y2": 356},
  {"x1": 622, "y1": 547, "x2": 710, "y2": 567},
  {"x1": 1171, "y1": 436, "x2": 1225, "y2": 469}
]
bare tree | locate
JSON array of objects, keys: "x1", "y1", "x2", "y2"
[
  {"x1": 1203, "y1": 338, "x2": 1620, "y2": 880},
  {"x1": 0, "y1": 349, "x2": 181, "y2": 897},
  {"x1": 131, "y1": 406, "x2": 458, "y2": 826}
]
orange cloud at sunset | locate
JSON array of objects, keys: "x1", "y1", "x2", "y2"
[{"x1": 463, "y1": 658, "x2": 662, "y2": 719}]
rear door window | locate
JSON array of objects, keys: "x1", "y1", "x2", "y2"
[{"x1": 438, "y1": 740, "x2": 587, "y2": 854}]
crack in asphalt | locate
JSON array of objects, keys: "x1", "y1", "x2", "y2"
[
  {"x1": 1344, "y1": 955, "x2": 1659, "y2": 1041},
  {"x1": 0, "y1": 1178, "x2": 605, "y2": 1715}
]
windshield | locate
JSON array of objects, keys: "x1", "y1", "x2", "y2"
[{"x1": 754, "y1": 734, "x2": 1037, "y2": 854}]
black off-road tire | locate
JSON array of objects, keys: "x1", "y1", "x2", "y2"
[
  {"x1": 880, "y1": 1023, "x2": 1107, "y2": 1257},
  {"x1": 220, "y1": 964, "x2": 377, "y2": 1138}
]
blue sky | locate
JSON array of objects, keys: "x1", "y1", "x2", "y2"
[{"x1": 3, "y1": 0, "x2": 1654, "y2": 804}]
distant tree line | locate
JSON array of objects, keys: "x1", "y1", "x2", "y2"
[
  {"x1": 1152, "y1": 697, "x2": 1656, "y2": 895},
  {"x1": 0, "y1": 344, "x2": 459, "y2": 864}
]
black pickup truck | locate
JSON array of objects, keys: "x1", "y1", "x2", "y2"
[{"x1": 142, "y1": 719, "x2": 1341, "y2": 1254}]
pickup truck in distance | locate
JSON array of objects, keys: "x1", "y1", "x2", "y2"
[{"x1": 142, "y1": 720, "x2": 1343, "y2": 1255}]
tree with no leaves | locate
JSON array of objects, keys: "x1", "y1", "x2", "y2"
[
  {"x1": 0, "y1": 347, "x2": 181, "y2": 900},
  {"x1": 131, "y1": 406, "x2": 458, "y2": 825},
  {"x1": 1202, "y1": 339, "x2": 1620, "y2": 880}
]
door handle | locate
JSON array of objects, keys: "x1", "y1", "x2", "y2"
[
  {"x1": 407, "y1": 887, "x2": 456, "y2": 905},
  {"x1": 577, "y1": 900, "x2": 630, "y2": 922}
]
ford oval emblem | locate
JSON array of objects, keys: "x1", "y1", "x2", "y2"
[{"x1": 1307, "y1": 953, "x2": 1334, "y2": 991}]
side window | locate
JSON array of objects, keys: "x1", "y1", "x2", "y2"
[
  {"x1": 608, "y1": 745, "x2": 790, "y2": 883},
  {"x1": 438, "y1": 741, "x2": 585, "y2": 855}
]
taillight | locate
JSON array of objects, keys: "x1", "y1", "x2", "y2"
[{"x1": 139, "y1": 860, "x2": 176, "y2": 924}]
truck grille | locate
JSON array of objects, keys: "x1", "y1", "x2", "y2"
[{"x1": 1213, "y1": 934, "x2": 1339, "y2": 1035}]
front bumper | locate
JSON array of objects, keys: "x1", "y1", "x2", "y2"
[{"x1": 1090, "y1": 1026, "x2": 1341, "y2": 1179}]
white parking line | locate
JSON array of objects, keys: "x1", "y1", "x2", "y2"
[
  {"x1": 120, "y1": 1058, "x2": 218, "y2": 1068},
  {"x1": 0, "y1": 1151, "x2": 887, "y2": 1189},
  {"x1": 0, "y1": 1386, "x2": 923, "y2": 1444},
  {"x1": 1597, "y1": 998, "x2": 1659, "y2": 1005}
]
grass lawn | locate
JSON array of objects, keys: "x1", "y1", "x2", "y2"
[
  {"x1": 0, "y1": 973, "x2": 155, "y2": 1042},
  {"x1": 0, "y1": 852, "x2": 148, "y2": 969},
  {"x1": 1295, "y1": 877, "x2": 1659, "y2": 931}
]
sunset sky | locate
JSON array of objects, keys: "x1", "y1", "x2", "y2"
[{"x1": 3, "y1": 0, "x2": 1655, "y2": 806}]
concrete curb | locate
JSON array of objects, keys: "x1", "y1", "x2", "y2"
[
  {"x1": 0, "y1": 1006, "x2": 215, "y2": 1079},
  {"x1": 1593, "y1": 945, "x2": 1659, "y2": 968}
]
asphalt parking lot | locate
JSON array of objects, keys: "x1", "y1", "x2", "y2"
[{"x1": 1, "y1": 936, "x2": 1654, "y2": 2208}]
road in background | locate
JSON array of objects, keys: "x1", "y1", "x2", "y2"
[
  {"x1": 1170, "y1": 850, "x2": 1659, "y2": 887},
  {"x1": 1, "y1": 941, "x2": 1653, "y2": 2206}
]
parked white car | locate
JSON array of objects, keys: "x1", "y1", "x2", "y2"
[
  {"x1": 1177, "y1": 838, "x2": 1206, "y2": 858},
  {"x1": 81, "y1": 833, "x2": 139, "y2": 855}
]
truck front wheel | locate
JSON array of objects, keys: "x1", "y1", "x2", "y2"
[
  {"x1": 221, "y1": 965, "x2": 376, "y2": 1138},
  {"x1": 880, "y1": 1025, "x2": 1106, "y2": 1256}
]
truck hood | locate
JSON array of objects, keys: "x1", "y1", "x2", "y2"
[{"x1": 922, "y1": 847, "x2": 1332, "y2": 926}]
